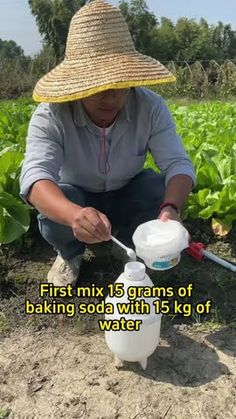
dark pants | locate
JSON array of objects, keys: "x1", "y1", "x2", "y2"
[{"x1": 38, "y1": 169, "x2": 165, "y2": 260}]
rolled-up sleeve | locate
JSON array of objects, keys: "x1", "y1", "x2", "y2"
[
  {"x1": 149, "y1": 97, "x2": 196, "y2": 187},
  {"x1": 19, "y1": 103, "x2": 64, "y2": 203}
]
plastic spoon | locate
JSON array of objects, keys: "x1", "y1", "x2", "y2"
[{"x1": 111, "y1": 235, "x2": 136, "y2": 260}]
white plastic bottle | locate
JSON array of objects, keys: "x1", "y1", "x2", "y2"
[{"x1": 104, "y1": 261, "x2": 162, "y2": 370}]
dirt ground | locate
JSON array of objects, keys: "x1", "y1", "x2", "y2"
[{"x1": 0, "y1": 222, "x2": 236, "y2": 419}]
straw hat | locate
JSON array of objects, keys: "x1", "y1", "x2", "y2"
[{"x1": 33, "y1": 0, "x2": 176, "y2": 103}]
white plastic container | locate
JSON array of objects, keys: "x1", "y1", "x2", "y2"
[
  {"x1": 105, "y1": 261, "x2": 162, "y2": 370},
  {"x1": 132, "y1": 219, "x2": 189, "y2": 270}
]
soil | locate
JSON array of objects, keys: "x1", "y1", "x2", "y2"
[{"x1": 0, "y1": 222, "x2": 236, "y2": 419}]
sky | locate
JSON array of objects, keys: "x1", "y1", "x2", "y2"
[{"x1": 1, "y1": 0, "x2": 236, "y2": 56}]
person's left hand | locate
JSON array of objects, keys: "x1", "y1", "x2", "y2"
[
  {"x1": 158, "y1": 206, "x2": 192, "y2": 242},
  {"x1": 158, "y1": 205, "x2": 182, "y2": 223}
]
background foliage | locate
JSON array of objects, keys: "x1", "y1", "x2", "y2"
[
  {"x1": 27, "y1": 0, "x2": 236, "y2": 62},
  {"x1": 0, "y1": 0, "x2": 236, "y2": 243},
  {"x1": 0, "y1": 99, "x2": 235, "y2": 243},
  {"x1": 1, "y1": 0, "x2": 236, "y2": 100}
]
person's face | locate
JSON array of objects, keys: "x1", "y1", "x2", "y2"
[{"x1": 81, "y1": 88, "x2": 130, "y2": 127}]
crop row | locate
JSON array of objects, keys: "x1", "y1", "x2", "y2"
[{"x1": 0, "y1": 99, "x2": 235, "y2": 243}]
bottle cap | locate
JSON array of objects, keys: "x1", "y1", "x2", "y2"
[{"x1": 124, "y1": 261, "x2": 146, "y2": 281}]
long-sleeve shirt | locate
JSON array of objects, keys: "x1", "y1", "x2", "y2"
[{"x1": 20, "y1": 87, "x2": 195, "y2": 201}]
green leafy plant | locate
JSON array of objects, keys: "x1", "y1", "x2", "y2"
[
  {"x1": 146, "y1": 101, "x2": 236, "y2": 232},
  {"x1": 0, "y1": 99, "x2": 235, "y2": 242},
  {"x1": 0, "y1": 100, "x2": 35, "y2": 243}
]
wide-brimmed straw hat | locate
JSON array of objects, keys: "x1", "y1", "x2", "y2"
[{"x1": 33, "y1": 0, "x2": 176, "y2": 103}]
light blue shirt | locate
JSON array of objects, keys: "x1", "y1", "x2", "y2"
[{"x1": 20, "y1": 87, "x2": 195, "y2": 201}]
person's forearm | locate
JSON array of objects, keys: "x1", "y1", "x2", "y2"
[
  {"x1": 27, "y1": 180, "x2": 81, "y2": 226},
  {"x1": 164, "y1": 174, "x2": 193, "y2": 209}
]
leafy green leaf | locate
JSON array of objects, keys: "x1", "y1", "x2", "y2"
[{"x1": 0, "y1": 192, "x2": 30, "y2": 244}]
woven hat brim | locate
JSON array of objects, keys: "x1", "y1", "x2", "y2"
[{"x1": 33, "y1": 52, "x2": 176, "y2": 103}]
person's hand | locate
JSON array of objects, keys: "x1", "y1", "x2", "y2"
[
  {"x1": 158, "y1": 206, "x2": 192, "y2": 242},
  {"x1": 158, "y1": 205, "x2": 182, "y2": 223},
  {"x1": 70, "y1": 207, "x2": 111, "y2": 244}
]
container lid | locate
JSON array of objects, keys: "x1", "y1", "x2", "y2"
[{"x1": 132, "y1": 219, "x2": 189, "y2": 255}]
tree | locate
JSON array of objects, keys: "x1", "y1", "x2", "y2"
[
  {"x1": 119, "y1": 0, "x2": 158, "y2": 56},
  {"x1": 29, "y1": 0, "x2": 236, "y2": 63},
  {"x1": 174, "y1": 18, "x2": 200, "y2": 61},
  {"x1": 184, "y1": 19, "x2": 218, "y2": 62},
  {"x1": 151, "y1": 17, "x2": 178, "y2": 61},
  {"x1": 28, "y1": 0, "x2": 87, "y2": 59},
  {"x1": 0, "y1": 39, "x2": 25, "y2": 60},
  {"x1": 212, "y1": 22, "x2": 236, "y2": 60}
]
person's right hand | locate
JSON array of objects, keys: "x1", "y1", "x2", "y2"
[{"x1": 70, "y1": 207, "x2": 111, "y2": 244}]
